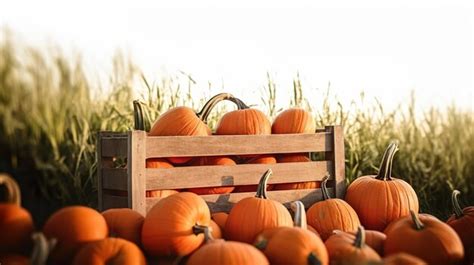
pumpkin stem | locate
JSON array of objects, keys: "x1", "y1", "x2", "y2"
[
  {"x1": 290, "y1": 201, "x2": 307, "y2": 229},
  {"x1": 133, "y1": 100, "x2": 146, "y2": 131},
  {"x1": 353, "y1": 226, "x2": 366, "y2": 248},
  {"x1": 376, "y1": 142, "x2": 399, "y2": 181},
  {"x1": 256, "y1": 169, "x2": 272, "y2": 199},
  {"x1": 452, "y1": 190, "x2": 464, "y2": 218},
  {"x1": 31, "y1": 232, "x2": 57, "y2": 265},
  {"x1": 409, "y1": 210, "x2": 425, "y2": 231},
  {"x1": 307, "y1": 253, "x2": 322, "y2": 265},
  {"x1": 192, "y1": 225, "x2": 214, "y2": 243},
  {"x1": 197, "y1": 93, "x2": 243, "y2": 122},
  {"x1": 0, "y1": 174, "x2": 21, "y2": 205},
  {"x1": 321, "y1": 174, "x2": 331, "y2": 200},
  {"x1": 254, "y1": 236, "x2": 268, "y2": 250}
]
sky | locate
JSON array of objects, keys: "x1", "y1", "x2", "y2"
[{"x1": 1, "y1": 0, "x2": 473, "y2": 112}]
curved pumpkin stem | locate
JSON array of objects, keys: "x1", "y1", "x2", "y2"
[
  {"x1": 193, "y1": 225, "x2": 214, "y2": 243},
  {"x1": 197, "y1": 93, "x2": 246, "y2": 123},
  {"x1": 31, "y1": 232, "x2": 57, "y2": 265},
  {"x1": 409, "y1": 210, "x2": 425, "y2": 231},
  {"x1": 353, "y1": 226, "x2": 365, "y2": 248},
  {"x1": 321, "y1": 174, "x2": 331, "y2": 200},
  {"x1": 133, "y1": 100, "x2": 149, "y2": 131},
  {"x1": 308, "y1": 252, "x2": 322, "y2": 265},
  {"x1": 256, "y1": 169, "x2": 272, "y2": 199},
  {"x1": 290, "y1": 201, "x2": 307, "y2": 229},
  {"x1": 0, "y1": 174, "x2": 21, "y2": 205},
  {"x1": 452, "y1": 190, "x2": 464, "y2": 218},
  {"x1": 376, "y1": 142, "x2": 399, "y2": 181}
]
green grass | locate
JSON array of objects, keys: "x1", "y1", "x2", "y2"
[{"x1": 0, "y1": 30, "x2": 473, "y2": 220}]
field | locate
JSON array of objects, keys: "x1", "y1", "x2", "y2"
[{"x1": 0, "y1": 31, "x2": 473, "y2": 225}]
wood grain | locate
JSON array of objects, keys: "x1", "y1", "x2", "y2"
[
  {"x1": 328, "y1": 126, "x2": 346, "y2": 198},
  {"x1": 101, "y1": 132, "x2": 128, "y2": 157},
  {"x1": 128, "y1": 131, "x2": 147, "y2": 215},
  {"x1": 102, "y1": 168, "x2": 128, "y2": 190}
]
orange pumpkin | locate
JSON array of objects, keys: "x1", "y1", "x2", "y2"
[
  {"x1": 72, "y1": 238, "x2": 146, "y2": 265},
  {"x1": 382, "y1": 253, "x2": 427, "y2": 265},
  {"x1": 446, "y1": 190, "x2": 474, "y2": 254},
  {"x1": 225, "y1": 169, "x2": 293, "y2": 243},
  {"x1": 43, "y1": 206, "x2": 108, "y2": 264},
  {"x1": 209, "y1": 220, "x2": 222, "y2": 239},
  {"x1": 306, "y1": 175, "x2": 360, "y2": 240},
  {"x1": 273, "y1": 154, "x2": 321, "y2": 190},
  {"x1": 212, "y1": 212, "x2": 228, "y2": 231},
  {"x1": 348, "y1": 229, "x2": 386, "y2": 257},
  {"x1": 0, "y1": 174, "x2": 34, "y2": 254},
  {"x1": 271, "y1": 108, "x2": 316, "y2": 134},
  {"x1": 187, "y1": 156, "x2": 236, "y2": 195},
  {"x1": 345, "y1": 142, "x2": 419, "y2": 231},
  {"x1": 325, "y1": 226, "x2": 381, "y2": 265},
  {"x1": 149, "y1": 93, "x2": 237, "y2": 164},
  {"x1": 102, "y1": 208, "x2": 144, "y2": 246},
  {"x1": 188, "y1": 226, "x2": 269, "y2": 265},
  {"x1": 141, "y1": 192, "x2": 211, "y2": 256},
  {"x1": 384, "y1": 210, "x2": 464, "y2": 265}
]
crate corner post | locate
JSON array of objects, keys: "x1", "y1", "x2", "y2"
[
  {"x1": 325, "y1": 125, "x2": 346, "y2": 199},
  {"x1": 128, "y1": 130, "x2": 147, "y2": 216}
]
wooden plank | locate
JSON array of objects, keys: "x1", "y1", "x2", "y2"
[
  {"x1": 327, "y1": 126, "x2": 346, "y2": 198},
  {"x1": 97, "y1": 133, "x2": 103, "y2": 211},
  {"x1": 145, "y1": 133, "x2": 332, "y2": 158},
  {"x1": 102, "y1": 194, "x2": 128, "y2": 210},
  {"x1": 146, "y1": 161, "x2": 333, "y2": 190},
  {"x1": 145, "y1": 188, "x2": 331, "y2": 213},
  {"x1": 101, "y1": 132, "x2": 128, "y2": 157},
  {"x1": 102, "y1": 168, "x2": 128, "y2": 190},
  {"x1": 128, "y1": 131, "x2": 147, "y2": 215}
]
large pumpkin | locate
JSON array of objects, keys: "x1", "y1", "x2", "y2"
[
  {"x1": 72, "y1": 238, "x2": 146, "y2": 265},
  {"x1": 141, "y1": 192, "x2": 211, "y2": 256},
  {"x1": 273, "y1": 154, "x2": 321, "y2": 191},
  {"x1": 325, "y1": 226, "x2": 381, "y2": 265},
  {"x1": 306, "y1": 175, "x2": 360, "y2": 240},
  {"x1": 384, "y1": 210, "x2": 464, "y2": 265},
  {"x1": 271, "y1": 108, "x2": 316, "y2": 134},
  {"x1": 0, "y1": 174, "x2": 34, "y2": 254},
  {"x1": 187, "y1": 156, "x2": 236, "y2": 195},
  {"x1": 43, "y1": 206, "x2": 108, "y2": 264},
  {"x1": 188, "y1": 226, "x2": 269, "y2": 265},
  {"x1": 446, "y1": 190, "x2": 474, "y2": 255},
  {"x1": 102, "y1": 208, "x2": 144, "y2": 246},
  {"x1": 225, "y1": 169, "x2": 293, "y2": 243},
  {"x1": 345, "y1": 142, "x2": 419, "y2": 231},
  {"x1": 149, "y1": 93, "x2": 238, "y2": 164}
]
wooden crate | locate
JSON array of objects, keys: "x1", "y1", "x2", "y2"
[{"x1": 97, "y1": 125, "x2": 345, "y2": 216}]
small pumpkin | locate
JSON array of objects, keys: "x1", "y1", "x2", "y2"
[
  {"x1": 209, "y1": 220, "x2": 222, "y2": 239},
  {"x1": 102, "y1": 208, "x2": 144, "y2": 245},
  {"x1": 187, "y1": 156, "x2": 236, "y2": 195},
  {"x1": 271, "y1": 108, "x2": 316, "y2": 134},
  {"x1": 72, "y1": 238, "x2": 146, "y2": 265},
  {"x1": 225, "y1": 169, "x2": 293, "y2": 243},
  {"x1": 384, "y1": 210, "x2": 464, "y2": 265},
  {"x1": 273, "y1": 154, "x2": 321, "y2": 191},
  {"x1": 325, "y1": 226, "x2": 381, "y2": 265},
  {"x1": 306, "y1": 175, "x2": 360, "y2": 240},
  {"x1": 345, "y1": 142, "x2": 419, "y2": 231},
  {"x1": 141, "y1": 192, "x2": 211, "y2": 256},
  {"x1": 211, "y1": 212, "x2": 228, "y2": 235},
  {"x1": 43, "y1": 206, "x2": 108, "y2": 264},
  {"x1": 446, "y1": 190, "x2": 474, "y2": 254},
  {"x1": 188, "y1": 225, "x2": 269, "y2": 265}
]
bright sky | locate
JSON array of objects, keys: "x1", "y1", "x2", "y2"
[{"x1": 1, "y1": 0, "x2": 473, "y2": 112}]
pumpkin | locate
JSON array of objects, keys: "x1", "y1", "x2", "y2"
[
  {"x1": 188, "y1": 225, "x2": 269, "y2": 265},
  {"x1": 149, "y1": 93, "x2": 238, "y2": 164},
  {"x1": 102, "y1": 208, "x2": 144, "y2": 245},
  {"x1": 0, "y1": 174, "x2": 34, "y2": 254},
  {"x1": 43, "y1": 206, "x2": 108, "y2": 264},
  {"x1": 146, "y1": 189, "x2": 179, "y2": 198},
  {"x1": 384, "y1": 210, "x2": 464, "y2": 265},
  {"x1": 348, "y1": 229, "x2": 386, "y2": 257},
  {"x1": 72, "y1": 238, "x2": 146, "y2": 265},
  {"x1": 381, "y1": 253, "x2": 427, "y2": 265},
  {"x1": 273, "y1": 154, "x2": 321, "y2": 191},
  {"x1": 225, "y1": 169, "x2": 293, "y2": 243},
  {"x1": 345, "y1": 142, "x2": 419, "y2": 231},
  {"x1": 141, "y1": 192, "x2": 211, "y2": 256},
  {"x1": 209, "y1": 220, "x2": 222, "y2": 239},
  {"x1": 211, "y1": 212, "x2": 228, "y2": 233},
  {"x1": 446, "y1": 190, "x2": 474, "y2": 254},
  {"x1": 146, "y1": 158, "x2": 180, "y2": 198},
  {"x1": 187, "y1": 156, "x2": 236, "y2": 195},
  {"x1": 271, "y1": 108, "x2": 316, "y2": 134},
  {"x1": 325, "y1": 226, "x2": 381, "y2": 265},
  {"x1": 0, "y1": 232, "x2": 56, "y2": 265},
  {"x1": 306, "y1": 175, "x2": 360, "y2": 240}
]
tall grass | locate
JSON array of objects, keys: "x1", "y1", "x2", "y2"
[{"x1": 0, "y1": 31, "x2": 473, "y2": 220}]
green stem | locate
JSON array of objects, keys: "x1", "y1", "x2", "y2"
[
  {"x1": 307, "y1": 253, "x2": 322, "y2": 265},
  {"x1": 196, "y1": 93, "x2": 244, "y2": 122},
  {"x1": 133, "y1": 100, "x2": 146, "y2": 131},
  {"x1": 353, "y1": 226, "x2": 365, "y2": 248},
  {"x1": 321, "y1": 174, "x2": 331, "y2": 200},
  {"x1": 256, "y1": 169, "x2": 272, "y2": 199},
  {"x1": 192, "y1": 225, "x2": 214, "y2": 243},
  {"x1": 290, "y1": 201, "x2": 307, "y2": 229},
  {"x1": 410, "y1": 210, "x2": 425, "y2": 231},
  {"x1": 452, "y1": 190, "x2": 464, "y2": 218},
  {"x1": 376, "y1": 142, "x2": 399, "y2": 181}
]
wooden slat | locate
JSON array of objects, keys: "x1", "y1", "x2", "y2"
[
  {"x1": 146, "y1": 161, "x2": 333, "y2": 190},
  {"x1": 97, "y1": 133, "x2": 104, "y2": 210},
  {"x1": 145, "y1": 188, "x2": 332, "y2": 213},
  {"x1": 145, "y1": 133, "x2": 332, "y2": 158},
  {"x1": 128, "y1": 131, "x2": 147, "y2": 215},
  {"x1": 102, "y1": 168, "x2": 128, "y2": 190},
  {"x1": 101, "y1": 132, "x2": 128, "y2": 157},
  {"x1": 102, "y1": 194, "x2": 128, "y2": 209},
  {"x1": 328, "y1": 126, "x2": 346, "y2": 198}
]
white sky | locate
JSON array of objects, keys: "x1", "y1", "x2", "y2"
[{"x1": 1, "y1": 0, "x2": 473, "y2": 112}]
